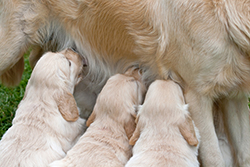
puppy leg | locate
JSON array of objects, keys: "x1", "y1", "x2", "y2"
[
  {"x1": 185, "y1": 89, "x2": 225, "y2": 166},
  {"x1": 220, "y1": 96, "x2": 250, "y2": 167}
]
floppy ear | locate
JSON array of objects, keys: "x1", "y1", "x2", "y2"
[
  {"x1": 124, "y1": 113, "x2": 137, "y2": 140},
  {"x1": 56, "y1": 91, "x2": 79, "y2": 122},
  {"x1": 86, "y1": 110, "x2": 96, "y2": 127},
  {"x1": 129, "y1": 115, "x2": 141, "y2": 145},
  {"x1": 179, "y1": 115, "x2": 199, "y2": 146}
]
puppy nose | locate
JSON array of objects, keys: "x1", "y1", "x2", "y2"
[{"x1": 65, "y1": 47, "x2": 88, "y2": 67}]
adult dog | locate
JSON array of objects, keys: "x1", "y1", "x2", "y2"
[
  {"x1": 0, "y1": 49, "x2": 85, "y2": 166},
  {"x1": 0, "y1": 0, "x2": 250, "y2": 166}
]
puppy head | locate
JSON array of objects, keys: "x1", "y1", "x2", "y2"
[
  {"x1": 28, "y1": 48, "x2": 86, "y2": 121},
  {"x1": 124, "y1": 67, "x2": 142, "y2": 81},
  {"x1": 86, "y1": 68, "x2": 146, "y2": 139},
  {"x1": 59, "y1": 48, "x2": 86, "y2": 86},
  {"x1": 124, "y1": 67, "x2": 147, "y2": 104},
  {"x1": 130, "y1": 80, "x2": 199, "y2": 146}
]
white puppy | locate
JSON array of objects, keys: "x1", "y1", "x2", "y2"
[
  {"x1": 49, "y1": 68, "x2": 146, "y2": 167},
  {"x1": 126, "y1": 80, "x2": 200, "y2": 167},
  {"x1": 0, "y1": 49, "x2": 85, "y2": 167}
]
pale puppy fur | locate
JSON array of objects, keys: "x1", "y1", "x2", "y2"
[
  {"x1": 125, "y1": 80, "x2": 200, "y2": 167},
  {"x1": 0, "y1": 49, "x2": 85, "y2": 167},
  {"x1": 1, "y1": 0, "x2": 250, "y2": 166},
  {"x1": 30, "y1": 44, "x2": 98, "y2": 120},
  {"x1": 49, "y1": 68, "x2": 146, "y2": 167}
]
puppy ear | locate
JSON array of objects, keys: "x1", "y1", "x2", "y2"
[
  {"x1": 124, "y1": 113, "x2": 137, "y2": 140},
  {"x1": 179, "y1": 115, "x2": 199, "y2": 146},
  {"x1": 129, "y1": 114, "x2": 141, "y2": 145},
  {"x1": 86, "y1": 110, "x2": 96, "y2": 127},
  {"x1": 56, "y1": 91, "x2": 79, "y2": 122}
]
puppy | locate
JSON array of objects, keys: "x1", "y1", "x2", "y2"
[
  {"x1": 0, "y1": 49, "x2": 85, "y2": 167},
  {"x1": 1, "y1": 0, "x2": 250, "y2": 166},
  {"x1": 29, "y1": 44, "x2": 98, "y2": 120},
  {"x1": 49, "y1": 68, "x2": 146, "y2": 167},
  {"x1": 126, "y1": 80, "x2": 200, "y2": 167}
]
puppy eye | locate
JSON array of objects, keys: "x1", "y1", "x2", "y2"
[
  {"x1": 128, "y1": 78, "x2": 135, "y2": 82},
  {"x1": 66, "y1": 58, "x2": 71, "y2": 67}
]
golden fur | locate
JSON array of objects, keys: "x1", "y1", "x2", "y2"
[
  {"x1": 126, "y1": 80, "x2": 200, "y2": 167},
  {"x1": 0, "y1": 0, "x2": 250, "y2": 166},
  {"x1": 0, "y1": 49, "x2": 85, "y2": 167},
  {"x1": 49, "y1": 68, "x2": 146, "y2": 167}
]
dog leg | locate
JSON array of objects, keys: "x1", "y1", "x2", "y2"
[
  {"x1": 220, "y1": 96, "x2": 250, "y2": 167},
  {"x1": 0, "y1": 22, "x2": 29, "y2": 86},
  {"x1": 0, "y1": 1, "x2": 49, "y2": 86},
  {"x1": 213, "y1": 102, "x2": 235, "y2": 167},
  {"x1": 185, "y1": 89, "x2": 225, "y2": 166},
  {"x1": 29, "y1": 46, "x2": 44, "y2": 69}
]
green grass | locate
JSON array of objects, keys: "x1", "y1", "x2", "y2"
[{"x1": 0, "y1": 52, "x2": 32, "y2": 139}]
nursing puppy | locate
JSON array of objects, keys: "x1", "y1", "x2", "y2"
[
  {"x1": 49, "y1": 68, "x2": 146, "y2": 167},
  {"x1": 0, "y1": 49, "x2": 85, "y2": 167},
  {"x1": 126, "y1": 80, "x2": 200, "y2": 167},
  {"x1": 1, "y1": 0, "x2": 250, "y2": 166},
  {"x1": 29, "y1": 44, "x2": 98, "y2": 120}
]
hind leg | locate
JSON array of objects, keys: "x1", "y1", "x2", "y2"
[
  {"x1": 0, "y1": 0, "x2": 49, "y2": 86},
  {"x1": 220, "y1": 95, "x2": 250, "y2": 167}
]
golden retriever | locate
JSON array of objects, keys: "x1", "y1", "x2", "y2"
[
  {"x1": 213, "y1": 103, "x2": 235, "y2": 167},
  {"x1": 126, "y1": 80, "x2": 200, "y2": 167},
  {"x1": 49, "y1": 68, "x2": 146, "y2": 167},
  {"x1": 0, "y1": 49, "x2": 85, "y2": 167},
  {"x1": 0, "y1": 0, "x2": 250, "y2": 166},
  {"x1": 30, "y1": 44, "x2": 98, "y2": 120}
]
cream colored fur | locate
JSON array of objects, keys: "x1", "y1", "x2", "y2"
[
  {"x1": 49, "y1": 68, "x2": 146, "y2": 167},
  {"x1": 29, "y1": 44, "x2": 98, "y2": 120},
  {"x1": 1, "y1": 0, "x2": 250, "y2": 166},
  {"x1": 0, "y1": 49, "x2": 85, "y2": 167},
  {"x1": 126, "y1": 80, "x2": 200, "y2": 167}
]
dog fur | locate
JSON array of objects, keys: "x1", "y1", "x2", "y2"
[
  {"x1": 49, "y1": 68, "x2": 146, "y2": 167},
  {"x1": 0, "y1": 49, "x2": 85, "y2": 167},
  {"x1": 125, "y1": 80, "x2": 200, "y2": 167},
  {"x1": 0, "y1": 0, "x2": 250, "y2": 166},
  {"x1": 29, "y1": 44, "x2": 98, "y2": 120}
]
